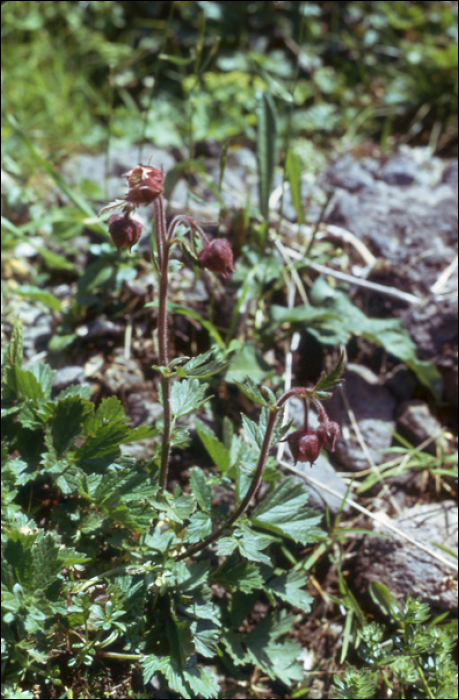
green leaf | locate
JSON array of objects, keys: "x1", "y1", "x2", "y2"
[
  {"x1": 221, "y1": 630, "x2": 251, "y2": 667},
  {"x1": 176, "y1": 350, "x2": 229, "y2": 379},
  {"x1": 307, "y1": 278, "x2": 442, "y2": 397},
  {"x1": 241, "y1": 413, "x2": 264, "y2": 450},
  {"x1": 5, "y1": 319, "x2": 23, "y2": 367},
  {"x1": 194, "y1": 418, "x2": 232, "y2": 472},
  {"x1": 332, "y1": 667, "x2": 378, "y2": 699},
  {"x1": 8, "y1": 115, "x2": 107, "y2": 236},
  {"x1": 35, "y1": 245, "x2": 78, "y2": 271},
  {"x1": 313, "y1": 351, "x2": 345, "y2": 394},
  {"x1": 264, "y1": 569, "x2": 313, "y2": 613},
  {"x1": 75, "y1": 423, "x2": 127, "y2": 460},
  {"x1": 190, "y1": 467, "x2": 212, "y2": 512},
  {"x1": 51, "y1": 396, "x2": 92, "y2": 458},
  {"x1": 170, "y1": 378, "x2": 208, "y2": 418},
  {"x1": 250, "y1": 477, "x2": 323, "y2": 545},
  {"x1": 2, "y1": 363, "x2": 55, "y2": 400},
  {"x1": 270, "y1": 303, "x2": 330, "y2": 327},
  {"x1": 369, "y1": 581, "x2": 403, "y2": 622},
  {"x1": 142, "y1": 655, "x2": 220, "y2": 700},
  {"x1": 245, "y1": 610, "x2": 304, "y2": 685},
  {"x1": 225, "y1": 342, "x2": 272, "y2": 386},
  {"x1": 216, "y1": 523, "x2": 277, "y2": 566},
  {"x1": 212, "y1": 556, "x2": 263, "y2": 594},
  {"x1": 30, "y1": 533, "x2": 63, "y2": 592},
  {"x1": 189, "y1": 620, "x2": 220, "y2": 658},
  {"x1": 82, "y1": 396, "x2": 126, "y2": 435},
  {"x1": 256, "y1": 91, "x2": 277, "y2": 220},
  {"x1": 242, "y1": 407, "x2": 284, "y2": 451},
  {"x1": 184, "y1": 511, "x2": 212, "y2": 543},
  {"x1": 167, "y1": 617, "x2": 194, "y2": 667},
  {"x1": 16, "y1": 285, "x2": 61, "y2": 312},
  {"x1": 233, "y1": 376, "x2": 274, "y2": 408},
  {"x1": 286, "y1": 149, "x2": 304, "y2": 224},
  {"x1": 235, "y1": 442, "x2": 258, "y2": 505}
]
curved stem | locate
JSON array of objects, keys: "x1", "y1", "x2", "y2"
[
  {"x1": 153, "y1": 197, "x2": 166, "y2": 273},
  {"x1": 176, "y1": 405, "x2": 280, "y2": 561},
  {"x1": 166, "y1": 215, "x2": 209, "y2": 247}
]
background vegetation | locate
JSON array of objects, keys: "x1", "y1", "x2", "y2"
[{"x1": 1, "y1": 2, "x2": 458, "y2": 699}]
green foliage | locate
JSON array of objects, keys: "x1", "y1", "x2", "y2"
[
  {"x1": 2, "y1": 0, "x2": 456, "y2": 175},
  {"x1": 270, "y1": 278, "x2": 443, "y2": 397},
  {"x1": 256, "y1": 91, "x2": 278, "y2": 221},
  {"x1": 2, "y1": 322, "x2": 324, "y2": 698},
  {"x1": 333, "y1": 591, "x2": 458, "y2": 700}
]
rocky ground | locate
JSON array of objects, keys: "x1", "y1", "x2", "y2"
[{"x1": 2, "y1": 143, "x2": 457, "y2": 698}]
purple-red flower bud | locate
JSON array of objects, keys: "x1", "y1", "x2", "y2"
[
  {"x1": 316, "y1": 419, "x2": 340, "y2": 451},
  {"x1": 287, "y1": 429, "x2": 322, "y2": 466},
  {"x1": 108, "y1": 213, "x2": 143, "y2": 252},
  {"x1": 197, "y1": 239, "x2": 235, "y2": 278},
  {"x1": 124, "y1": 164, "x2": 164, "y2": 205}
]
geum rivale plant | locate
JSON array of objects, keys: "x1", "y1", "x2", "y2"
[
  {"x1": 1, "y1": 163, "x2": 343, "y2": 700},
  {"x1": 100, "y1": 163, "x2": 344, "y2": 695}
]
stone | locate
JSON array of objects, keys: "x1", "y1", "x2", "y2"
[
  {"x1": 324, "y1": 364, "x2": 396, "y2": 471},
  {"x1": 353, "y1": 501, "x2": 458, "y2": 613},
  {"x1": 52, "y1": 365, "x2": 86, "y2": 392},
  {"x1": 102, "y1": 355, "x2": 145, "y2": 394},
  {"x1": 396, "y1": 399, "x2": 448, "y2": 453}
]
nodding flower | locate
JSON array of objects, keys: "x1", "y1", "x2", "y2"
[
  {"x1": 286, "y1": 429, "x2": 322, "y2": 466},
  {"x1": 108, "y1": 213, "x2": 143, "y2": 252},
  {"x1": 197, "y1": 238, "x2": 235, "y2": 278},
  {"x1": 316, "y1": 407, "x2": 340, "y2": 451},
  {"x1": 124, "y1": 164, "x2": 164, "y2": 205}
]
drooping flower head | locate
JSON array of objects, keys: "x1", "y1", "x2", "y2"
[
  {"x1": 316, "y1": 419, "x2": 340, "y2": 451},
  {"x1": 124, "y1": 164, "x2": 164, "y2": 205},
  {"x1": 108, "y1": 213, "x2": 143, "y2": 252},
  {"x1": 316, "y1": 406, "x2": 340, "y2": 451},
  {"x1": 197, "y1": 238, "x2": 235, "y2": 278},
  {"x1": 287, "y1": 429, "x2": 322, "y2": 466}
]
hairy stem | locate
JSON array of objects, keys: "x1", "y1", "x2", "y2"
[
  {"x1": 155, "y1": 195, "x2": 172, "y2": 493},
  {"x1": 176, "y1": 405, "x2": 280, "y2": 561}
]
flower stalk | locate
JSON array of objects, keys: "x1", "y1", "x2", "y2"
[{"x1": 102, "y1": 163, "x2": 235, "y2": 494}]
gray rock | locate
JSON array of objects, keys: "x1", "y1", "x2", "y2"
[
  {"x1": 324, "y1": 150, "x2": 458, "y2": 403},
  {"x1": 323, "y1": 154, "x2": 375, "y2": 192},
  {"x1": 396, "y1": 399, "x2": 448, "y2": 453},
  {"x1": 324, "y1": 364, "x2": 396, "y2": 471},
  {"x1": 126, "y1": 390, "x2": 163, "y2": 427},
  {"x1": 353, "y1": 501, "x2": 458, "y2": 613},
  {"x1": 377, "y1": 154, "x2": 418, "y2": 186},
  {"x1": 442, "y1": 159, "x2": 458, "y2": 188},
  {"x1": 52, "y1": 365, "x2": 86, "y2": 391},
  {"x1": 102, "y1": 355, "x2": 145, "y2": 394}
]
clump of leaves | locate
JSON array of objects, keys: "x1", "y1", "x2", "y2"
[
  {"x1": 332, "y1": 586, "x2": 458, "y2": 700},
  {"x1": 1, "y1": 159, "x2": 345, "y2": 698}
]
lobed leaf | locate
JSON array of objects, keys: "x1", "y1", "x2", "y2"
[
  {"x1": 170, "y1": 378, "x2": 209, "y2": 418},
  {"x1": 250, "y1": 477, "x2": 323, "y2": 545}
]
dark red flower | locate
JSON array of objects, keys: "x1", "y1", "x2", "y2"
[
  {"x1": 108, "y1": 213, "x2": 143, "y2": 252},
  {"x1": 124, "y1": 164, "x2": 164, "y2": 205},
  {"x1": 287, "y1": 429, "x2": 322, "y2": 466},
  {"x1": 316, "y1": 419, "x2": 340, "y2": 451},
  {"x1": 197, "y1": 239, "x2": 235, "y2": 277}
]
